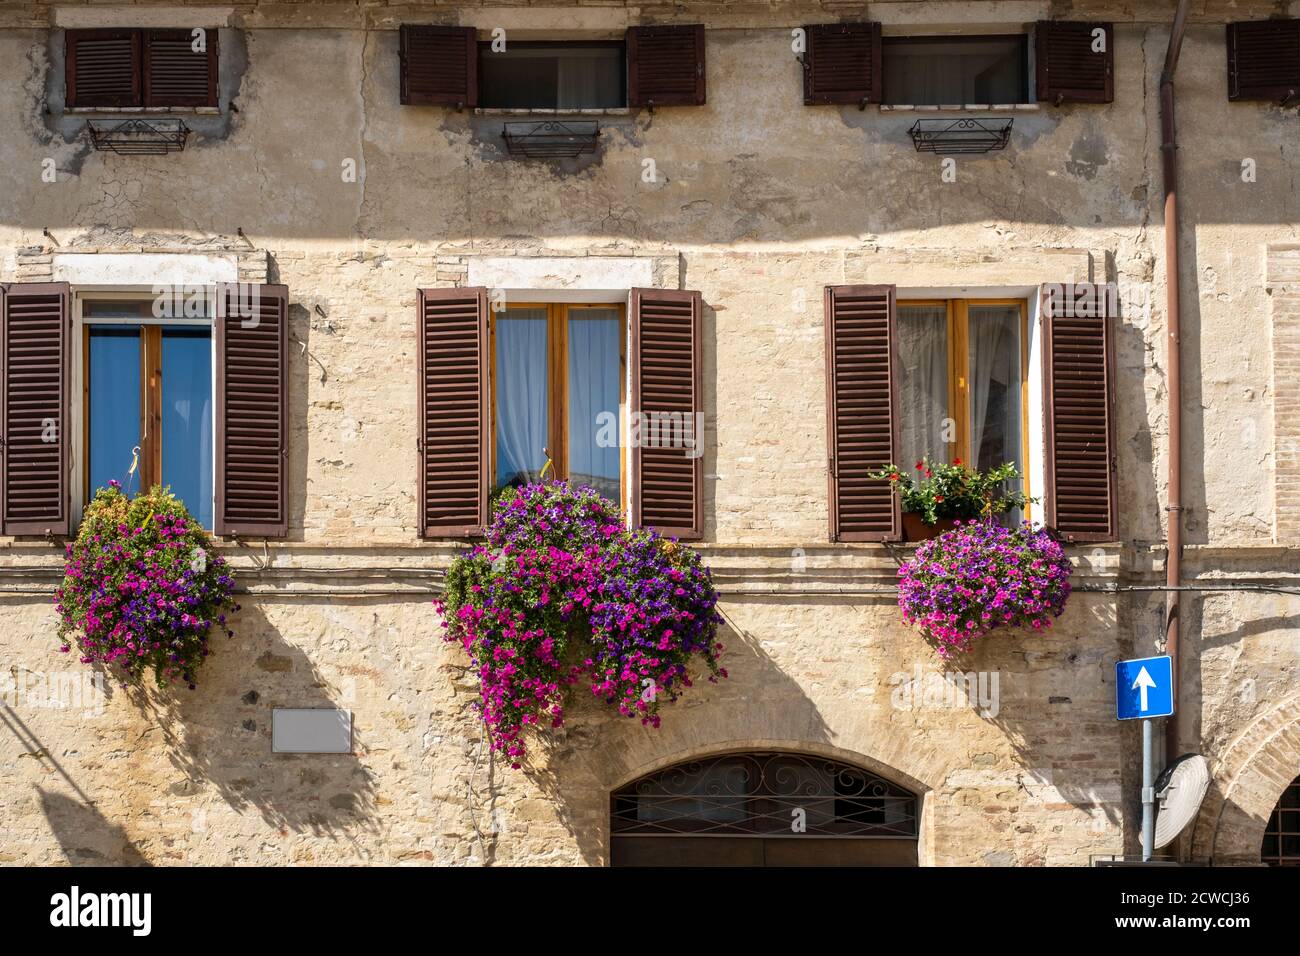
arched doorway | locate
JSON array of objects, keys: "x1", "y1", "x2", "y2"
[
  {"x1": 610, "y1": 750, "x2": 919, "y2": 866},
  {"x1": 1261, "y1": 773, "x2": 1300, "y2": 866}
]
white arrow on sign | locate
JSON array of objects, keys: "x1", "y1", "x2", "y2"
[{"x1": 1132, "y1": 666, "x2": 1156, "y2": 711}]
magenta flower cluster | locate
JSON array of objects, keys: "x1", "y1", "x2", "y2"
[
  {"x1": 54, "y1": 483, "x2": 238, "y2": 690},
  {"x1": 896, "y1": 519, "x2": 1073, "y2": 657},
  {"x1": 437, "y1": 482, "x2": 725, "y2": 768}
]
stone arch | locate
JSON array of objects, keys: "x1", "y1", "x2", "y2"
[{"x1": 1192, "y1": 692, "x2": 1300, "y2": 864}]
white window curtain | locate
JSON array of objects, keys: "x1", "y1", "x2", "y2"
[
  {"x1": 898, "y1": 305, "x2": 950, "y2": 468},
  {"x1": 494, "y1": 311, "x2": 549, "y2": 490},
  {"x1": 566, "y1": 310, "x2": 621, "y2": 503},
  {"x1": 967, "y1": 304, "x2": 1024, "y2": 520}
]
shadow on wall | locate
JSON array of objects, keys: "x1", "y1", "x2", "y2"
[
  {"x1": 39, "y1": 789, "x2": 151, "y2": 867},
  {"x1": 125, "y1": 602, "x2": 380, "y2": 848},
  {"x1": 516, "y1": 614, "x2": 835, "y2": 866}
]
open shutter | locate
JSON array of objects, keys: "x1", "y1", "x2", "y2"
[
  {"x1": 144, "y1": 29, "x2": 218, "y2": 108},
  {"x1": 803, "y1": 22, "x2": 881, "y2": 106},
  {"x1": 1035, "y1": 21, "x2": 1114, "y2": 104},
  {"x1": 1227, "y1": 20, "x2": 1300, "y2": 102},
  {"x1": 215, "y1": 284, "x2": 288, "y2": 537},
  {"x1": 1, "y1": 283, "x2": 71, "y2": 536},
  {"x1": 418, "y1": 288, "x2": 488, "y2": 538},
  {"x1": 66, "y1": 29, "x2": 141, "y2": 108},
  {"x1": 1042, "y1": 286, "x2": 1117, "y2": 542},
  {"x1": 824, "y1": 285, "x2": 900, "y2": 542},
  {"x1": 627, "y1": 24, "x2": 706, "y2": 107},
  {"x1": 400, "y1": 24, "x2": 477, "y2": 107},
  {"x1": 630, "y1": 288, "x2": 703, "y2": 540}
]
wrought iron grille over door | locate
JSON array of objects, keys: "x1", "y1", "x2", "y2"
[{"x1": 611, "y1": 751, "x2": 919, "y2": 866}]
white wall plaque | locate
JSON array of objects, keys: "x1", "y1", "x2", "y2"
[{"x1": 272, "y1": 708, "x2": 353, "y2": 754}]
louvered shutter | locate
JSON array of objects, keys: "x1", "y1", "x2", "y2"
[
  {"x1": 400, "y1": 24, "x2": 477, "y2": 107},
  {"x1": 803, "y1": 22, "x2": 881, "y2": 106},
  {"x1": 627, "y1": 25, "x2": 706, "y2": 107},
  {"x1": 630, "y1": 288, "x2": 703, "y2": 540},
  {"x1": 66, "y1": 29, "x2": 141, "y2": 108},
  {"x1": 1035, "y1": 21, "x2": 1114, "y2": 104},
  {"x1": 215, "y1": 283, "x2": 288, "y2": 537},
  {"x1": 0, "y1": 284, "x2": 70, "y2": 536},
  {"x1": 144, "y1": 29, "x2": 218, "y2": 108},
  {"x1": 418, "y1": 288, "x2": 488, "y2": 538},
  {"x1": 824, "y1": 285, "x2": 900, "y2": 542},
  {"x1": 1042, "y1": 285, "x2": 1117, "y2": 542},
  {"x1": 1227, "y1": 20, "x2": 1300, "y2": 102}
]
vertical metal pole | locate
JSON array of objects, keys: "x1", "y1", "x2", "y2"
[{"x1": 1141, "y1": 718, "x2": 1155, "y2": 862}]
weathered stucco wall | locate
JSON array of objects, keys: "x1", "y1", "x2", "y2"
[{"x1": 2, "y1": 1, "x2": 1299, "y2": 866}]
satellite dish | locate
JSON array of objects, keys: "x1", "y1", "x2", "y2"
[{"x1": 1153, "y1": 754, "x2": 1210, "y2": 849}]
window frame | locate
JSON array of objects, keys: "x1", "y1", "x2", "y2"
[
  {"x1": 475, "y1": 39, "x2": 628, "y2": 111},
  {"x1": 880, "y1": 33, "x2": 1030, "y2": 106},
  {"x1": 73, "y1": 290, "x2": 217, "y2": 529},
  {"x1": 488, "y1": 301, "x2": 628, "y2": 512},
  {"x1": 65, "y1": 27, "x2": 220, "y2": 110},
  {"x1": 897, "y1": 297, "x2": 1032, "y2": 519}
]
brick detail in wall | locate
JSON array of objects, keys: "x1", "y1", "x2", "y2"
[{"x1": 1270, "y1": 246, "x2": 1300, "y2": 542}]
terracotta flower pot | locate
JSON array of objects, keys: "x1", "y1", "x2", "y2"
[{"x1": 901, "y1": 512, "x2": 958, "y2": 542}]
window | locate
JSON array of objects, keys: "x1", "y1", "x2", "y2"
[
  {"x1": 82, "y1": 299, "x2": 214, "y2": 528},
  {"x1": 65, "y1": 28, "x2": 218, "y2": 109},
  {"x1": 897, "y1": 299, "x2": 1028, "y2": 517},
  {"x1": 882, "y1": 36, "x2": 1028, "y2": 105},
  {"x1": 491, "y1": 303, "x2": 625, "y2": 506},
  {"x1": 1262, "y1": 774, "x2": 1300, "y2": 866},
  {"x1": 478, "y1": 41, "x2": 625, "y2": 110}
]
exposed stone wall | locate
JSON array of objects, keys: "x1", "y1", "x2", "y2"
[{"x1": 2, "y1": 2, "x2": 1299, "y2": 866}]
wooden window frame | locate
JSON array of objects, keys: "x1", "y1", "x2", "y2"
[
  {"x1": 66, "y1": 27, "x2": 219, "y2": 110},
  {"x1": 880, "y1": 34, "x2": 1030, "y2": 106},
  {"x1": 476, "y1": 39, "x2": 628, "y2": 111},
  {"x1": 489, "y1": 302, "x2": 628, "y2": 513},
  {"x1": 898, "y1": 297, "x2": 1032, "y2": 520},
  {"x1": 75, "y1": 293, "x2": 215, "y2": 528}
]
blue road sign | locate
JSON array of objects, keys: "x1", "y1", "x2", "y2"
[{"x1": 1116, "y1": 655, "x2": 1174, "y2": 720}]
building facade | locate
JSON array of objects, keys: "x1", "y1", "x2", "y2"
[{"x1": 2, "y1": 0, "x2": 1299, "y2": 867}]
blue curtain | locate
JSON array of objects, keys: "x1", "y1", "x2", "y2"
[
  {"x1": 161, "y1": 327, "x2": 214, "y2": 528},
  {"x1": 495, "y1": 313, "x2": 549, "y2": 490},
  {"x1": 88, "y1": 327, "x2": 142, "y2": 496},
  {"x1": 567, "y1": 311, "x2": 621, "y2": 503}
]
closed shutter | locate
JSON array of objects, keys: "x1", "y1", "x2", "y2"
[
  {"x1": 0, "y1": 283, "x2": 71, "y2": 536},
  {"x1": 630, "y1": 288, "x2": 703, "y2": 540},
  {"x1": 627, "y1": 25, "x2": 706, "y2": 107},
  {"x1": 1042, "y1": 286, "x2": 1117, "y2": 542},
  {"x1": 144, "y1": 29, "x2": 218, "y2": 108},
  {"x1": 803, "y1": 22, "x2": 881, "y2": 106},
  {"x1": 66, "y1": 29, "x2": 141, "y2": 108},
  {"x1": 1227, "y1": 20, "x2": 1300, "y2": 102},
  {"x1": 418, "y1": 288, "x2": 488, "y2": 538},
  {"x1": 1035, "y1": 21, "x2": 1114, "y2": 104},
  {"x1": 824, "y1": 285, "x2": 900, "y2": 542},
  {"x1": 215, "y1": 283, "x2": 288, "y2": 537},
  {"x1": 400, "y1": 24, "x2": 477, "y2": 107}
]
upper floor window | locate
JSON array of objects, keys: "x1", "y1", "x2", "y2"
[
  {"x1": 65, "y1": 28, "x2": 218, "y2": 109},
  {"x1": 479, "y1": 41, "x2": 626, "y2": 110},
  {"x1": 492, "y1": 303, "x2": 625, "y2": 507},
  {"x1": 82, "y1": 298, "x2": 214, "y2": 529},
  {"x1": 882, "y1": 35, "x2": 1028, "y2": 105},
  {"x1": 896, "y1": 298, "x2": 1028, "y2": 517}
]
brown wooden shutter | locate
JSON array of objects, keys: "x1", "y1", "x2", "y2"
[
  {"x1": 143, "y1": 29, "x2": 218, "y2": 108},
  {"x1": 824, "y1": 285, "x2": 900, "y2": 542},
  {"x1": 630, "y1": 288, "x2": 703, "y2": 540},
  {"x1": 400, "y1": 24, "x2": 477, "y2": 108},
  {"x1": 1227, "y1": 20, "x2": 1300, "y2": 102},
  {"x1": 1041, "y1": 286, "x2": 1117, "y2": 542},
  {"x1": 0, "y1": 283, "x2": 71, "y2": 536},
  {"x1": 1035, "y1": 21, "x2": 1114, "y2": 104},
  {"x1": 803, "y1": 22, "x2": 881, "y2": 106},
  {"x1": 215, "y1": 283, "x2": 288, "y2": 537},
  {"x1": 418, "y1": 288, "x2": 488, "y2": 538},
  {"x1": 66, "y1": 29, "x2": 141, "y2": 108},
  {"x1": 627, "y1": 24, "x2": 706, "y2": 107}
]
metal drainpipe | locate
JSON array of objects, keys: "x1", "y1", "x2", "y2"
[{"x1": 1160, "y1": 0, "x2": 1192, "y2": 765}]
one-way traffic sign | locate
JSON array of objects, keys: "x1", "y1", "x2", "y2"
[{"x1": 1116, "y1": 655, "x2": 1174, "y2": 720}]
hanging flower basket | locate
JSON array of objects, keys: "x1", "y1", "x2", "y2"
[
  {"x1": 437, "y1": 482, "x2": 726, "y2": 768},
  {"x1": 896, "y1": 520, "x2": 1073, "y2": 658},
  {"x1": 55, "y1": 483, "x2": 238, "y2": 690}
]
